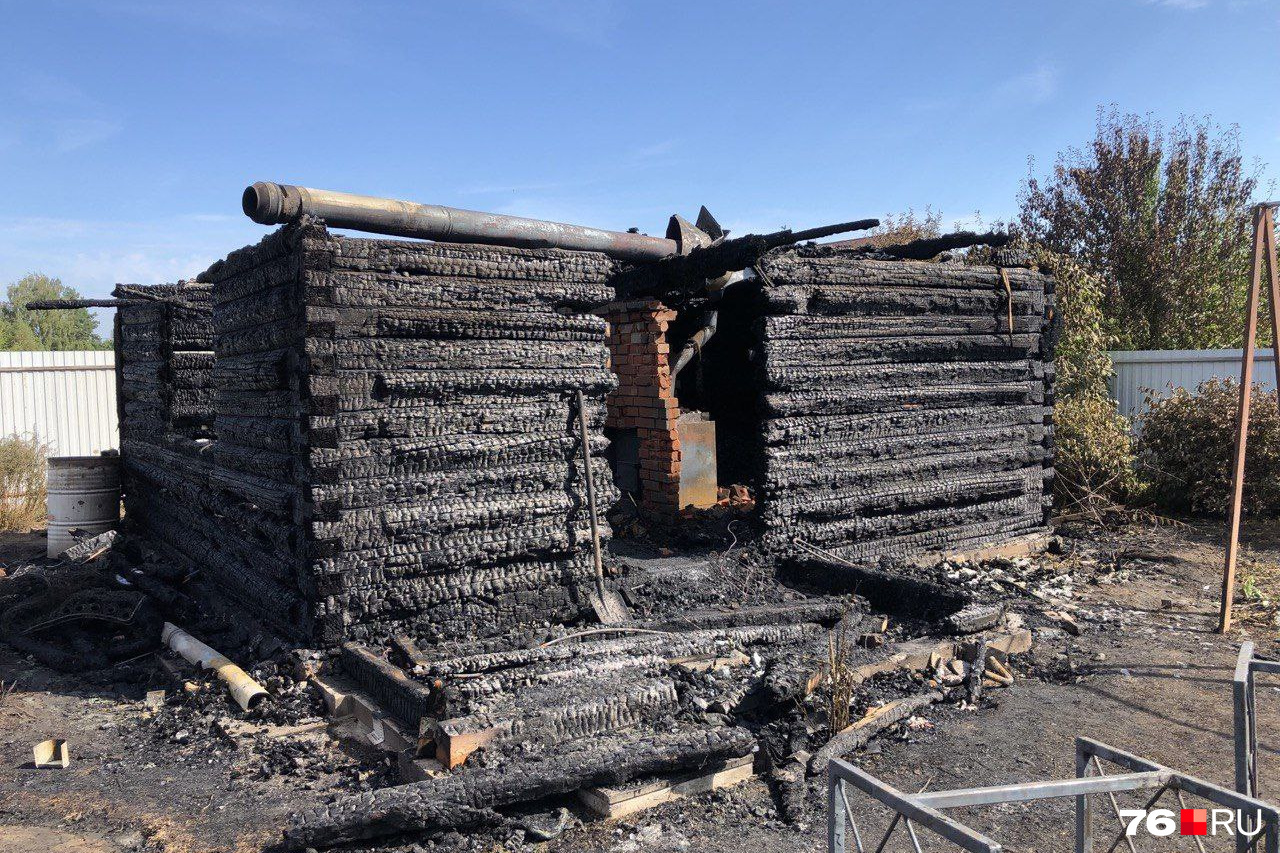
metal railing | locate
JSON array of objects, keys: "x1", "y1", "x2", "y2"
[
  {"x1": 1235, "y1": 642, "x2": 1280, "y2": 800},
  {"x1": 827, "y1": 737, "x2": 1280, "y2": 852}
]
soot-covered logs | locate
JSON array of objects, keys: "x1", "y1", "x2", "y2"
[
  {"x1": 117, "y1": 222, "x2": 1056, "y2": 649},
  {"x1": 120, "y1": 219, "x2": 617, "y2": 645},
  {"x1": 750, "y1": 246, "x2": 1056, "y2": 561}
]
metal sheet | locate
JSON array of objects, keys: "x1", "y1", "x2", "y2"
[
  {"x1": 677, "y1": 416, "x2": 717, "y2": 510},
  {"x1": 0, "y1": 350, "x2": 117, "y2": 456},
  {"x1": 1108, "y1": 348, "x2": 1277, "y2": 424}
]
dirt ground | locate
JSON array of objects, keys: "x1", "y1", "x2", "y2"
[{"x1": 2, "y1": 518, "x2": 1279, "y2": 853}]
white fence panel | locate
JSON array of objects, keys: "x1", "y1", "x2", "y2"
[
  {"x1": 1108, "y1": 348, "x2": 1277, "y2": 420},
  {"x1": 0, "y1": 351, "x2": 118, "y2": 456}
]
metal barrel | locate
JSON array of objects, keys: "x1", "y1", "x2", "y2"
[
  {"x1": 243, "y1": 182, "x2": 679, "y2": 262},
  {"x1": 45, "y1": 455, "x2": 120, "y2": 558}
]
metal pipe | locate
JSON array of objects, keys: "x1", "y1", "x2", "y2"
[
  {"x1": 916, "y1": 772, "x2": 1168, "y2": 809},
  {"x1": 162, "y1": 622, "x2": 269, "y2": 711},
  {"x1": 672, "y1": 311, "x2": 718, "y2": 379},
  {"x1": 243, "y1": 181, "x2": 679, "y2": 262}
]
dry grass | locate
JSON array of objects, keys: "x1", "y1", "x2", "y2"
[
  {"x1": 0, "y1": 435, "x2": 47, "y2": 533},
  {"x1": 826, "y1": 622, "x2": 856, "y2": 733}
]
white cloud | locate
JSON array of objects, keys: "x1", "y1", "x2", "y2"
[
  {"x1": 994, "y1": 63, "x2": 1059, "y2": 106},
  {"x1": 52, "y1": 118, "x2": 123, "y2": 152},
  {"x1": 1145, "y1": 0, "x2": 1210, "y2": 8},
  {"x1": 488, "y1": 0, "x2": 625, "y2": 46}
]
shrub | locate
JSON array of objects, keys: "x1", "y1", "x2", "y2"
[
  {"x1": 1139, "y1": 378, "x2": 1280, "y2": 516},
  {"x1": 0, "y1": 435, "x2": 48, "y2": 532},
  {"x1": 1054, "y1": 393, "x2": 1138, "y2": 512}
]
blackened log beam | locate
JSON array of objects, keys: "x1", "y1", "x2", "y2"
[
  {"x1": 864, "y1": 230, "x2": 1011, "y2": 260},
  {"x1": 625, "y1": 218, "x2": 880, "y2": 300},
  {"x1": 25, "y1": 299, "x2": 144, "y2": 309},
  {"x1": 283, "y1": 724, "x2": 756, "y2": 849}
]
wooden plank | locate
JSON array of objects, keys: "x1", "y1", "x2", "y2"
[
  {"x1": 578, "y1": 755, "x2": 754, "y2": 819},
  {"x1": 434, "y1": 720, "x2": 507, "y2": 769},
  {"x1": 670, "y1": 650, "x2": 751, "y2": 673},
  {"x1": 918, "y1": 531, "x2": 1053, "y2": 566}
]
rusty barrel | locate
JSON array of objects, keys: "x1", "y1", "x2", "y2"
[{"x1": 46, "y1": 455, "x2": 120, "y2": 558}]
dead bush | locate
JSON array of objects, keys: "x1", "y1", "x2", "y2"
[
  {"x1": 1138, "y1": 378, "x2": 1280, "y2": 516},
  {"x1": 1054, "y1": 393, "x2": 1138, "y2": 514},
  {"x1": 0, "y1": 435, "x2": 48, "y2": 532}
]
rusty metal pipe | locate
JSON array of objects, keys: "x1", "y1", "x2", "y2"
[
  {"x1": 672, "y1": 310, "x2": 718, "y2": 379},
  {"x1": 243, "y1": 182, "x2": 679, "y2": 262}
]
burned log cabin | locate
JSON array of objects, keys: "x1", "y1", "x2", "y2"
[
  {"x1": 603, "y1": 243, "x2": 1054, "y2": 562},
  {"x1": 106, "y1": 196, "x2": 1057, "y2": 845},
  {"x1": 115, "y1": 205, "x2": 1055, "y2": 649}
]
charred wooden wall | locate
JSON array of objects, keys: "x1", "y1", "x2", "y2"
[
  {"x1": 114, "y1": 283, "x2": 215, "y2": 438},
  {"x1": 752, "y1": 247, "x2": 1055, "y2": 561},
  {"x1": 273, "y1": 223, "x2": 620, "y2": 644},
  {"x1": 116, "y1": 278, "x2": 306, "y2": 640},
  {"x1": 120, "y1": 221, "x2": 618, "y2": 646}
]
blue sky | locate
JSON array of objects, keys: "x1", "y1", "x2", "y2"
[{"x1": 2, "y1": 0, "x2": 1278, "y2": 337}]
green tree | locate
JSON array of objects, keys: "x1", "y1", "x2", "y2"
[
  {"x1": 0, "y1": 274, "x2": 110, "y2": 351},
  {"x1": 1019, "y1": 108, "x2": 1264, "y2": 350}
]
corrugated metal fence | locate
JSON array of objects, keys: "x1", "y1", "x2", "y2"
[
  {"x1": 0, "y1": 350, "x2": 118, "y2": 456},
  {"x1": 1108, "y1": 348, "x2": 1277, "y2": 420}
]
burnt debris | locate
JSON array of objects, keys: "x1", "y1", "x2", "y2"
[{"x1": 90, "y1": 193, "x2": 1057, "y2": 848}]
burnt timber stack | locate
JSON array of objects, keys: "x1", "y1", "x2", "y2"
[
  {"x1": 752, "y1": 245, "x2": 1055, "y2": 560},
  {"x1": 118, "y1": 219, "x2": 617, "y2": 645}
]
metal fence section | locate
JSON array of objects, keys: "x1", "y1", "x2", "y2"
[
  {"x1": 0, "y1": 350, "x2": 118, "y2": 456},
  {"x1": 827, "y1": 737, "x2": 1280, "y2": 852},
  {"x1": 1234, "y1": 642, "x2": 1280, "y2": 802},
  {"x1": 1108, "y1": 349, "x2": 1278, "y2": 420}
]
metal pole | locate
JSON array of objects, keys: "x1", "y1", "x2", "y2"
[
  {"x1": 1250, "y1": 661, "x2": 1260, "y2": 797},
  {"x1": 904, "y1": 820, "x2": 926, "y2": 853},
  {"x1": 1077, "y1": 739, "x2": 1094, "y2": 853},
  {"x1": 1264, "y1": 205, "x2": 1280, "y2": 461},
  {"x1": 829, "y1": 774, "x2": 848, "y2": 853},
  {"x1": 1173, "y1": 789, "x2": 1208, "y2": 853},
  {"x1": 1220, "y1": 206, "x2": 1268, "y2": 632},
  {"x1": 1102, "y1": 786, "x2": 1168, "y2": 853},
  {"x1": 1235, "y1": 642, "x2": 1255, "y2": 797},
  {"x1": 1089, "y1": 756, "x2": 1138, "y2": 853},
  {"x1": 840, "y1": 784, "x2": 867, "y2": 853}
]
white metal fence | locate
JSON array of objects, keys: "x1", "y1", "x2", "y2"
[
  {"x1": 1108, "y1": 348, "x2": 1277, "y2": 420},
  {"x1": 0, "y1": 350, "x2": 118, "y2": 456}
]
